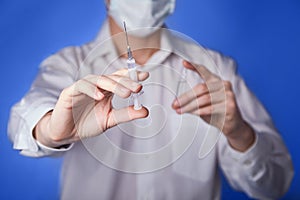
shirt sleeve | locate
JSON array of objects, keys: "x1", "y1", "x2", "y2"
[
  {"x1": 7, "y1": 47, "x2": 80, "y2": 157},
  {"x1": 213, "y1": 53, "x2": 294, "y2": 199}
]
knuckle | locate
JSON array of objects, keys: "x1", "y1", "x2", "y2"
[
  {"x1": 211, "y1": 76, "x2": 220, "y2": 82},
  {"x1": 204, "y1": 94, "x2": 211, "y2": 103},
  {"x1": 97, "y1": 75, "x2": 106, "y2": 84},
  {"x1": 195, "y1": 109, "x2": 201, "y2": 116},
  {"x1": 196, "y1": 97, "x2": 201, "y2": 106},
  {"x1": 207, "y1": 107, "x2": 213, "y2": 115},
  {"x1": 115, "y1": 76, "x2": 126, "y2": 84},
  {"x1": 227, "y1": 100, "x2": 236, "y2": 110},
  {"x1": 198, "y1": 83, "x2": 207, "y2": 92},
  {"x1": 60, "y1": 87, "x2": 69, "y2": 97},
  {"x1": 210, "y1": 93, "x2": 219, "y2": 102},
  {"x1": 99, "y1": 75, "x2": 114, "y2": 86},
  {"x1": 73, "y1": 80, "x2": 84, "y2": 90},
  {"x1": 226, "y1": 90, "x2": 234, "y2": 99},
  {"x1": 200, "y1": 107, "x2": 210, "y2": 116},
  {"x1": 226, "y1": 112, "x2": 235, "y2": 121},
  {"x1": 223, "y1": 80, "x2": 232, "y2": 89},
  {"x1": 111, "y1": 82, "x2": 119, "y2": 91}
]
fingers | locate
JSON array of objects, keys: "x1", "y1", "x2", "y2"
[
  {"x1": 95, "y1": 75, "x2": 135, "y2": 98},
  {"x1": 94, "y1": 69, "x2": 148, "y2": 98},
  {"x1": 104, "y1": 74, "x2": 142, "y2": 93},
  {"x1": 172, "y1": 80, "x2": 231, "y2": 117},
  {"x1": 174, "y1": 94, "x2": 210, "y2": 114},
  {"x1": 174, "y1": 83, "x2": 208, "y2": 108},
  {"x1": 107, "y1": 106, "x2": 149, "y2": 128},
  {"x1": 172, "y1": 81, "x2": 223, "y2": 109},
  {"x1": 62, "y1": 69, "x2": 149, "y2": 104},
  {"x1": 65, "y1": 78, "x2": 104, "y2": 101},
  {"x1": 191, "y1": 102, "x2": 226, "y2": 116},
  {"x1": 113, "y1": 68, "x2": 149, "y2": 82},
  {"x1": 174, "y1": 90, "x2": 226, "y2": 114},
  {"x1": 183, "y1": 60, "x2": 219, "y2": 82}
]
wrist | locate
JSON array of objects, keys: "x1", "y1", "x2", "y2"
[
  {"x1": 227, "y1": 121, "x2": 256, "y2": 152},
  {"x1": 33, "y1": 112, "x2": 73, "y2": 148}
]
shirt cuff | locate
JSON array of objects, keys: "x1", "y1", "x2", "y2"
[
  {"x1": 36, "y1": 140, "x2": 74, "y2": 155},
  {"x1": 226, "y1": 131, "x2": 272, "y2": 167},
  {"x1": 224, "y1": 131, "x2": 274, "y2": 181},
  {"x1": 14, "y1": 104, "x2": 54, "y2": 154},
  {"x1": 17, "y1": 103, "x2": 73, "y2": 157}
]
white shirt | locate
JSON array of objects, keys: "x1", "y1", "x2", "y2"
[{"x1": 8, "y1": 21, "x2": 294, "y2": 200}]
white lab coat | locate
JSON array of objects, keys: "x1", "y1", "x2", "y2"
[{"x1": 8, "y1": 21, "x2": 294, "y2": 200}]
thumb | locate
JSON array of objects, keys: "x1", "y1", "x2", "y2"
[
  {"x1": 107, "y1": 106, "x2": 149, "y2": 128},
  {"x1": 183, "y1": 60, "x2": 218, "y2": 81}
]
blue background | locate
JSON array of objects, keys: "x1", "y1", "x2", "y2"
[{"x1": 0, "y1": 0, "x2": 299, "y2": 199}]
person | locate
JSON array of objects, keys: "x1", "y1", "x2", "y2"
[{"x1": 8, "y1": 0, "x2": 294, "y2": 199}]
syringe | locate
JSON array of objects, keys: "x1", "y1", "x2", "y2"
[{"x1": 123, "y1": 21, "x2": 142, "y2": 110}]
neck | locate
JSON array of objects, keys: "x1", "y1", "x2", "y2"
[{"x1": 108, "y1": 16, "x2": 161, "y2": 66}]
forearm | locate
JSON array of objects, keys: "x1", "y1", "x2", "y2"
[{"x1": 227, "y1": 121, "x2": 256, "y2": 152}]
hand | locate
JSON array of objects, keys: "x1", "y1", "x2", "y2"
[
  {"x1": 172, "y1": 61, "x2": 255, "y2": 151},
  {"x1": 34, "y1": 69, "x2": 149, "y2": 148}
]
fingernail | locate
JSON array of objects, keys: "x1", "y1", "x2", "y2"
[
  {"x1": 141, "y1": 71, "x2": 149, "y2": 76},
  {"x1": 173, "y1": 100, "x2": 178, "y2": 107},
  {"x1": 131, "y1": 83, "x2": 140, "y2": 91}
]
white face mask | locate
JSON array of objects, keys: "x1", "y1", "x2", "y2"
[{"x1": 108, "y1": 0, "x2": 176, "y2": 37}]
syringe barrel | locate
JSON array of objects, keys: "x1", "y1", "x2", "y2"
[
  {"x1": 133, "y1": 94, "x2": 142, "y2": 110},
  {"x1": 127, "y1": 57, "x2": 136, "y2": 69},
  {"x1": 126, "y1": 57, "x2": 142, "y2": 110},
  {"x1": 127, "y1": 58, "x2": 138, "y2": 82}
]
